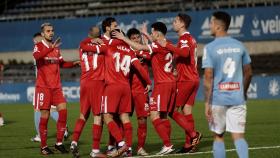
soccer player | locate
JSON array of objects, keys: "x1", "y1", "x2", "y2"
[
  {"x1": 157, "y1": 13, "x2": 202, "y2": 153},
  {"x1": 100, "y1": 17, "x2": 124, "y2": 155},
  {"x1": 202, "y1": 11, "x2": 252, "y2": 158},
  {"x1": 70, "y1": 26, "x2": 106, "y2": 158},
  {"x1": 0, "y1": 112, "x2": 4, "y2": 126},
  {"x1": 33, "y1": 22, "x2": 79, "y2": 155},
  {"x1": 31, "y1": 32, "x2": 69, "y2": 143},
  {"x1": 80, "y1": 30, "x2": 152, "y2": 157},
  {"x1": 113, "y1": 22, "x2": 176, "y2": 155},
  {"x1": 127, "y1": 28, "x2": 150, "y2": 156}
]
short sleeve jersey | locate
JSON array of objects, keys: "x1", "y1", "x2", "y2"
[
  {"x1": 79, "y1": 37, "x2": 105, "y2": 81},
  {"x1": 101, "y1": 39, "x2": 139, "y2": 85},
  {"x1": 33, "y1": 40, "x2": 63, "y2": 88},
  {"x1": 176, "y1": 32, "x2": 199, "y2": 81},
  {"x1": 202, "y1": 36, "x2": 251, "y2": 106},
  {"x1": 148, "y1": 42, "x2": 175, "y2": 84}
]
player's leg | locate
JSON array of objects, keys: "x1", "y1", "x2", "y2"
[
  {"x1": 31, "y1": 109, "x2": 41, "y2": 142},
  {"x1": 227, "y1": 105, "x2": 248, "y2": 158},
  {"x1": 53, "y1": 88, "x2": 68, "y2": 154},
  {"x1": 103, "y1": 85, "x2": 126, "y2": 157},
  {"x1": 133, "y1": 93, "x2": 149, "y2": 156},
  {"x1": 90, "y1": 80, "x2": 106, "y2": 158},
  {"x1": 0, "y1": 112, "x2": 4, "y2": 126},
  {"x1": 210, "y1": 105, "x2": 227, "y2": 158},
  {"x1": 149, "y1": 84, "x2": 174, "y2": 155},
  {"x1": 36, "y1": 87, "x2": 53, "y2": 154}
]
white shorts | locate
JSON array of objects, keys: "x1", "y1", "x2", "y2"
[{"x1": 209, "y1": 105, "x2": 246, "y2": 134}]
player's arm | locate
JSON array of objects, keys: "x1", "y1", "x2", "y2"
[
  {"x1": 203, "y1": 68, "x2": 213, "y2": 122},
  {"x1": 33, "y1": 44, "x2": 54, "y2": 60},
  {"x1": 157, "y1": 40, "x2": 190, "y2": 57},
  {"x1": 112, "y1": 31, "x2": 150, "y2": 51},
  {"x1": 59, "y1": 59, "x2": 80, "y2": 68},
  {"x1": 243, "y1": 64, "x2": 252, "y2": 100},
  {"x1": 131, "y1": 59, "x2": 152, "y2": 85},
  {"x1": 80, "y1": 42, "x2": 107, "y2": 55},
  {"x1": 136, "y1": 51, "x2": 151, "y2": 60}
]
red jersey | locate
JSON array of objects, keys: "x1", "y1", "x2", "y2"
[
  {"x1": 33, "y1": 40, "x2": 63, "y2": 88},
  {"x1": 148, "y1": 42, "x2": 176, "y2": 84},
  {"x1": 79, "y1": 37, "x2": 105, "y2": 81},
  {"x1": 81, "y1": 39, "x2": 151, "y2": 86},
  {"x1": 166, "y1": 32, "x2": 199, "y2": 81},
  {"x1": 130, "y1": 50, "x2": 151, "y2": 93}
]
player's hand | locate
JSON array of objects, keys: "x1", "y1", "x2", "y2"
[
  {"x1": 157, "y1": 39, "x2": 167, "y2": 47},
  {"x1": 145, "y1": 84, "x2": 152, "y2": 94},
  {"x1": 141, "y1": 22, "x2": 149, "y2": 35},
  {"x1": 91, "y1": 38, "x2": 104, "y2": 45},
  {"x1": 173, "y1": 68, "x2": 178, "y2": 77},
  {"x1": 205, "y1": 103, "x2": 213, "y2": 123},
  {"x1": 52, "y1": 37, "x2": 62, "y2": 48},
  {"x1": 112, "y1": 31, "x2": 125, "y2": 40},
  {"x1": 73, "y1": 60, "x2": 80, "y2": 66}
]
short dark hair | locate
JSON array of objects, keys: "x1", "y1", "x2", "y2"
[
  {"x1": 40, "y1": 22, "x2": 53, "y2": 32},
  {"x1": 151, "y1": 22, "x2": 167, "y2": 35},
  {"x1": 177, "y1": 13, "x2": 192, "y2": 29},
  {"x1": 212, "y1": 11, "x2": 231, "y2": 31},
  {"x1": 33, "y1": 32, "x2": 41, "y2": 38},
  {"x1": 101, "y1": 17, "x2": 116, "y2": 33},
  {"x1": 126, "y1": 28, "x2": 140, "y2": 39}
]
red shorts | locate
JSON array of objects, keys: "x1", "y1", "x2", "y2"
[
  {"x1": 131, "y1": 92, "x2": 149, "y2": 118},
  {"x1": 101, "y1": 84, "x2": 131, "y2": 114},
  {"x1": 34, "y1": 86, "x2": 66, "y2": 110},
  {"x1": 149, "y1": 82, "x2": 176, "y2": 112},
  {"x1": 80, "y1": 80, "x2": 105, "y2": 115},
  {"x1": 175, "y1": 80, "x2": 199, "y2": 107}
]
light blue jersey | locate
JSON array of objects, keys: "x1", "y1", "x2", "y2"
[{"x1": 202, "y1": 36, "x2": 251, "y2": 106}]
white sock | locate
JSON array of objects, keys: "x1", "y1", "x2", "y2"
[
  {"x1": 92, "y1": 149, "x2": 100, "y2": 153},
  {"x1": 56, "y1": 142, "x2": 63, "y2": 145},
  {"x1": 71, "y1": 141, "x2": 77, "y2": 146},
  {"x1": 118, "y1": 141, "x2": 125, "y2": 147}
]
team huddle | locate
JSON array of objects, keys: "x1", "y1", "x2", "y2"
[{"x1": 32, "y1": 11, "x2": 252, "y2": 158}]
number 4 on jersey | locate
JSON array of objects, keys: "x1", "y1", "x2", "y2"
[{"x1": 223, "y1": 57, "x2": 236, "y2": 78}]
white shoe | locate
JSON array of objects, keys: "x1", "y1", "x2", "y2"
[
  {"x1": 156, "y1": 145, "x2": 175, "y2": 155},
  {"x1": 90, "y1": 151, "x2": 106, "y2": 158},
  {"x1": 0, "y1": 117, "x2": 4, "y2": 126},
  {"x1": 31, "y1": 135, "x2": 41, "y2": 142},
  {"x1": 137, "y1": 147, "x2": 149, "y2": 156}
]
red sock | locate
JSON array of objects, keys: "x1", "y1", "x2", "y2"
[
  {"x1": 107, "y1": 121, "x2": 123, "y2": 143},
  {"x1": 152, "y1": 118, "x2": 171, "y2": 147},
  {"x1": 72, "y1": 119, "x2": 86, "y2": 142},
  {"x1": 39, "y1": 117, "x2": 48, "y2": 148},
  {"x1": 108, "y1": 133, "x2": 116, "y2": 147},
  {"x1": 92, "y1": 124, "x2": 103, "y2": 150},
  {"x1": 184, "y1": 133, "x2": 192, "y2": 148},
  {"x1": 137, "y1": 122, "x2": 147, "y2": 150},
  {"x1": 57, "y1": 109, "x2": 67, "y2": 143},
  {"x1": 162, "y1": 119, "x2": 171, "y2": 139},
  {"x1": 172, "y1": 111, "x2": 196, "y2": 138},
  {"x1": 185, "y1": 114, "x2": 196, "y2": 137},
  {"x1": 123, "y1": 122, "x2": 133, "y2": 147}
]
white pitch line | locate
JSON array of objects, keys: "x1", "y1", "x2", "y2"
[{"x1": 132, "y1": 145, "x2": 280, "y2": 158}]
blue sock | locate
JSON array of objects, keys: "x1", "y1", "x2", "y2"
[
  {"x1": 213, "y1": 141, "x2": 226, "y2": 158},
  {"x1": 34, "y1": 111, "x2": 41, "y2": 136},
  {"x1": 234, "y1": 138, "x2": 248, "y2": 158},
  {"x1": 50, "y1": 111, "x2": 59, "y2": 122}
]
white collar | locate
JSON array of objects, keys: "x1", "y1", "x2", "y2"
[
  {"x1": 103, "y1": 34, "x2": 110, "y2": 40},
  {"x1": 41, "y1": 39, "x2": 49, "y2": 48}
]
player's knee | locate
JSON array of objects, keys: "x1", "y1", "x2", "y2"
[
  {"x1": 56, "y1": 103, "x2": 67, "y2": 111},
  {"x1": 182, "y1": 105, "x2": 192, "y2": 115},
  {"x1": 120, "y1": 113, "x2": 130, "y2": 124},
  {"x1": 40, "y1": 110, "x2": 50, "y2": 118},
  {"x1": 150, "y1": 111, "x2": 160, "y2": 121},
  {"x1": 93, "y1": 115, "x2": 102, "y2": 125},
  {"x1": 137, "y1": 117, "x2": 147, "y2": 124},
  {"x1": 231, "y1": 133, "x2": 244, "y2": 141},
  {"x1": 213, "y1": 133, "x2": 224, "y2": 141},
  {"x1": 103, "y1": 113, "x2": 113, "y2": 124}
]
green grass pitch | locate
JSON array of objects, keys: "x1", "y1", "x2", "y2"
[{"x1": 0, "y1": 100, "x2": 280, "y2": 158}]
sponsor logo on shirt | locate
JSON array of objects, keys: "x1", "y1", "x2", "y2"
[
  {"x1": 44, "y1": 57, "x2": 60, "y2": 64},
  {"x1": 217, "y1": 47, "x2": 241, "y2": 55},
  {"x1": 219, "y1": 82, "x2": 240, "y2": 91}
]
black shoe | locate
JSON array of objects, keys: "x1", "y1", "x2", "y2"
[
  {"x1": 55, "y1": 144, "x2": 69, "y2": 154},
  {"x1": 41, "y1": 146, "x2": 54, "y2": 155},
  {"x1": 175, "y1": 146, "x2": 193, "y2": 153},
  {"x1": 70, "y1": 143, "x2": 79, "y2": 158}
]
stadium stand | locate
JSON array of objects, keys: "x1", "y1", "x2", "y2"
[{"x1": 0, "y1": 0, "x2": 280, "y2": 21}]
